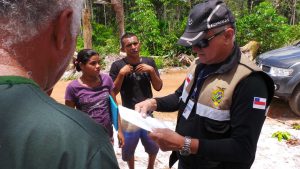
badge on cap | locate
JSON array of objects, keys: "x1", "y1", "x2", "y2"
[{"x1": 253, "y1": 97, "x2": 266, "y2": 110}]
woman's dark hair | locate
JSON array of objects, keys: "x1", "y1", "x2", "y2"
[{"x1": 74, "y1": 49, "x2": 99, "y2": 72}]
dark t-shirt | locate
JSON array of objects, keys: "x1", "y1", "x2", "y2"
[{"x1": 109, "y1": 57, "x2": 159, "y2": 109}]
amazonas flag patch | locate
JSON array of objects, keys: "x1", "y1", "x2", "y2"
[{"x1": 253, "y1": 97, "x2": 267, "y2": 110}]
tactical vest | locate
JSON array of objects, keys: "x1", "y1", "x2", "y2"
[{"x1": 180, "y1": 54, "x2": 261, "y2": 122}]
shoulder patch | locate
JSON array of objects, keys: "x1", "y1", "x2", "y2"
[{"x1": 253, "y1": 97, "x2": 267, "y2": 110}]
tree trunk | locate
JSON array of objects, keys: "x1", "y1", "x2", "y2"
[
  {"x1": 291, "y1": 0, "x2": 297, "y2": 25},
  {"x1": 82, "y1": 6, "x2": 93, "y2": 48},
  {"x1": 247, "y1": 0, "x2": 253, "y2": 11},
  {"x1": 111, "y1": 0, "x2": 125, "y2": 39}
]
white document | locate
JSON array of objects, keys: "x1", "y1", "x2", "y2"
[{"x1": 118, "y1": 105, "x2": 169, "y2": 132}]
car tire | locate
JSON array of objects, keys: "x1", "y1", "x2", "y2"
[{"x1": 289, "y1": 85, "x2": 300, "y2": 117}]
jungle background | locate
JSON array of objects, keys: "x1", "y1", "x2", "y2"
[{"x1": 77, "y1": 0, "x2": 300, "y2": 69}]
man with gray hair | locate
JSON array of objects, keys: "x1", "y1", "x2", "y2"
[{"x1": 0, "y1": 1, "x2": 119, "y2": 168}]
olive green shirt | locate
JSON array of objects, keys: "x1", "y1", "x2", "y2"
[{"x1": 0, "y1": 76, "x2": 119, "y2": 169}]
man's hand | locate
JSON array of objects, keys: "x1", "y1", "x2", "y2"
[
  {"x1": 135, "y1": 98, "x2": 157, "y2": 117},
  {"x1": 135, "y1": 63, "x2": 163, "y2": 91},
  {"x1": 120, "y1": 64, "x2": 133, "y2": 76},
  {"x1": 149, "y1": 128, "x2": 184, "y2": 151},
  {"x1": 135, "y1": 63, "x2": 154, "y2": 74},
  {"x1": 117, "y1": 131, "x2": 125, "y2": 148}
]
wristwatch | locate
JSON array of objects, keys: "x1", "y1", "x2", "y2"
[{"x1": 179, "y1": 136, "x2": 191, "y2": 156}]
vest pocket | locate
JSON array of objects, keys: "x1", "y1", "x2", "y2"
[{"x1": 203, "y1": 118, "x2": 230, "y2": 137}]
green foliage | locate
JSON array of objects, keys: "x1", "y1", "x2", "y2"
[
  {"x1": 159, "y1": 0, "x2": 189, "y2": 5},
  {"x1": 76, "y1": 36, "x2": 84, "y2": 52},
  {"x1": 236, "y1": 2, "x2": 296, "y2": 53},
  {"x1": 91, "y1": 22, "x2": 119, "y2": 55},
  {"x1": 272, "y1": 0, "x2": 300, "y2": 24},
  {"x1": 153, "y1": 55, "x2": 184, "y2": 68},
  {"x1": 77, "y1": 0, "x2": 300, "y2": 69},
  {"x1": 125, "y1": 0, "x2": 190, "y2": 58},
  {"x1": 153, "y1": 56, "x2": 164, "y2": 69},
  {"x1": 272, "y1": 131, "x2": 291, "y2": 142},
  {"x1": 292, "y1": 123, "x2": 300, "y2": 130},
  {"x1": 75, "y1": 22, "x2": 119, "y2": 69},
  {"x1": 76, "y1": 22, "x2": 119, "y2": 55},
  {"x1": 126, "y1": 0, "x2": 161, "y2": 56},
  {"x1": 287, "y1": 24, "x2": 300, "y2": 44}
]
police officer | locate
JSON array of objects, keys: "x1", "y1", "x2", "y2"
[{"x1": 135, "y1": 0, "x2": 274, "y2": 169}]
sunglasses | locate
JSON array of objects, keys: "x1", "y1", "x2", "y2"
[{"x1": 194, "y1": 29, "x2": 226, "y2": 49}]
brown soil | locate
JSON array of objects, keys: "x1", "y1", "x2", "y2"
[
  {"x1": 267, "y1": 97, "x2": 300, "y2": 124},
  {"x1": 50, "y1": 68, "x2": 300, "y2": 124}
]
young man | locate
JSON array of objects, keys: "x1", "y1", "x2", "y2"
[
  {"x1": 109, "y1": 33, "x2": 163, "y2": 169},
  {"x1": 135, "y1": 0, "x2": 274, "y2": 169},
  {"x1": 0, "y1": 1, "x2": 119, "y2": 168}
]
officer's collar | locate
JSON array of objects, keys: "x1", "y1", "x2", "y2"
[{"x1": 212, "y1": 42, "x2": 241, "y2": 74}]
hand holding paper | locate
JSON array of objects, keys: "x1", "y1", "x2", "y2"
[{"x1": 118, "y1": 105, "x2": 169, "y2": 132}]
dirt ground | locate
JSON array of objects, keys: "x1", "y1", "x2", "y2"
[{"x1": 50, "y1": 68, "x2": 300, "y2": 123}]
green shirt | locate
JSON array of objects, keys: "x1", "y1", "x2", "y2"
[{"x1": 0, "y1": 76, "x2": 119, "y2": 169}]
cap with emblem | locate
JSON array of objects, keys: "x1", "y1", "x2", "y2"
[{"x1": 177, "y1": 0, "x2": 235, "y2": 47}]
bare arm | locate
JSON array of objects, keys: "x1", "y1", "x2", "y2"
[
  {"x1": 148, "y1": 66, "x2": 163, "y2": 91},
  {"x1": 65, "y1": 100, "x2": 76, "y2": 108},
  {"x1": 110, "y1": 92, "x2": 124, "y2": 148},
  {"x1": 149, "y1": 128, "x2": 199, "y2": 154},
  {"x1": 112, "y1": 64, "x2": 133, "y2": 94}
]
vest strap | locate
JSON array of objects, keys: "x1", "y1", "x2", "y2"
[{"x1": 196, "y1": 103, "x2": 230, "y2": 121}]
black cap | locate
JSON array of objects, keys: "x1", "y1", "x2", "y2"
[{"x1": 177, "y1": 0, "x2": 235, "y2": 47}]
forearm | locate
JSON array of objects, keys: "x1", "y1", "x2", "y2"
[
  {"x1": 113, "y1": 73, "x2": 125, "y2": 94},
  {"x1": 117, "y1": 113, "x2": 122, "y2": 131},
  {"x1": 155, "y1": 83, "x2": 183, "y2": 112},
  {"x1": 65, "y1": 100, "x2": 76, "y2": 108},
  {"x1": 149, "y1": 69, "x2": 163, "y2": 91},
  {"x1": 155, "y1": 93, "x2": 180, "y2": 112}
]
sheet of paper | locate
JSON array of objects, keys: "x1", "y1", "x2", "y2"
[{"x1": 118, "y1": 105, "x2": 169, "y2": 132}]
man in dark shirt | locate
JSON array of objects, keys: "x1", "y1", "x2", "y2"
[
  {"x1": 109, "y1": 32, "x2": 163, "y2": 169},
  {"x1": 135, "y1": 0, "x2": 274, "y2": 169}
]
